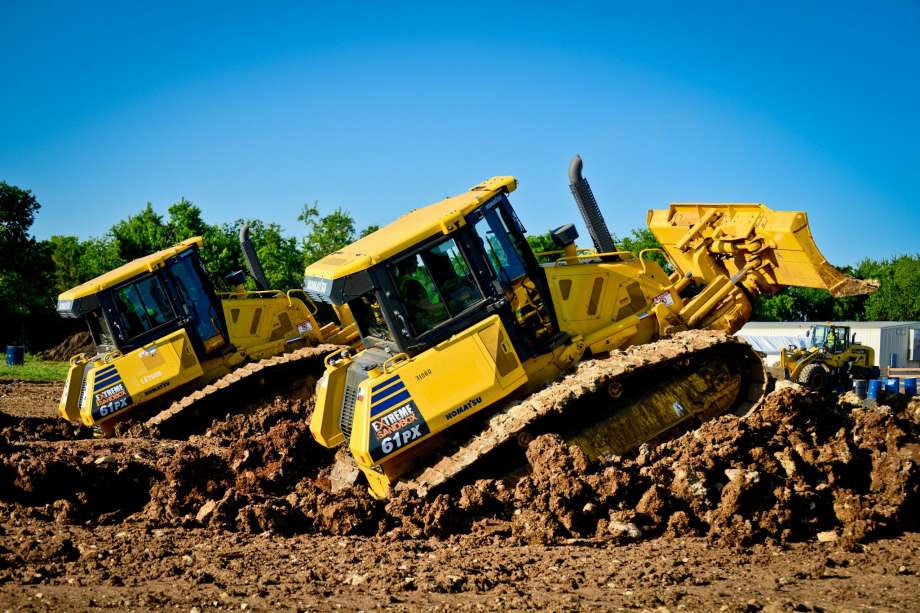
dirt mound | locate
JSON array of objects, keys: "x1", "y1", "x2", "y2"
[
  {"x1": 2, "y1": 379, "x2": 918, "y2": 550},
  {"x1": 0, "y1": 412, "x2": 92, "y2": 443},
  {"x1": 37, "y1": 331, "x2": 94, "y2": 361},
  {"x1": 0, "y1": 439, "x2": 165, "y2": 524},
  {"x1": 407, "y1": 385, "x2": 919, "y2": 548}
]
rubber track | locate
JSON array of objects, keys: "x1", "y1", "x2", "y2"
[
  {"x1": 144, "y1": 344, "x2": 339, "y2": 429},
  {"x1": 397, "y1": 331, "x2": 762, "y2": 497}
]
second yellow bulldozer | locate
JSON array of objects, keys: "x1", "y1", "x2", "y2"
[
  {"x1": 56, "y1": 225, "x2": 358, "y2": 432},
  {"x1": 304, "y1": 155, "x2": 875, "y2": 498}
]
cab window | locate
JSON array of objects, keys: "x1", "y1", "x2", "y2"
[
  {"x1": 168, "y1": 251, "x2": 223, "y2": 348},
  {"x1": 87, "y1": 310, "x2": 115, "y2": 350},
  {"x1": 810, "y1": 326, "x2": 846, "y2": 352},
  {"x1": 391, "y1": 238, "x2": 482, "y2": 335},
  {"x1": 111, "y1": 276, "x2": 174, "y2": 341},
  {"x1": 473, "y1": 208, "x2": 526, "y2": 282},
  {"x1": 351, "y1": 292, "x2": 395, "y2": 343}
]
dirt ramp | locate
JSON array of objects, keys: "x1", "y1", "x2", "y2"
[
  {"x1": 381, "y1": 385, "x2": 920, "y2": 547},
  {"x1": 489, "y1": 386, "x2": 920, "y2": 547}
]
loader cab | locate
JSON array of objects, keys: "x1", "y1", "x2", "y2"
[
  {"x1": 57, "y1": 239, "x2": 229, "y2": 360},
  {"x1": 808, "y1": 324, "x2": 850, "y2": 354}
]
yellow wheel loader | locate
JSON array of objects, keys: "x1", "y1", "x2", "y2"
[
  {"x1": 56, "y1": 226, "x2": 359, "y2": 433},
  {"x1": 304, "y1": 155, "x2": 876, "y2": 498},
  {"x1": 779, "y1": 323, "x2": 879, "y2": 389}
]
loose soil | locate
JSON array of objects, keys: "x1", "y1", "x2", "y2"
[
  {"x1": 36, "y1": 332, "x2": 94, "y2": 362},
  {"x1": 1, "y1": 368, "x2": 919, "y2": 609}
]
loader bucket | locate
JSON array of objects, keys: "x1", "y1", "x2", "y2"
[{"x1": 646, "y1": 204, "x2": 878, "y2": 298}]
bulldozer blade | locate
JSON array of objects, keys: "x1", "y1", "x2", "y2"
[{"x1": 647, "y1": 204, "x2": 878, "y2": 298}]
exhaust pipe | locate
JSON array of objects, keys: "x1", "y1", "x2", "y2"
[
  {"x1": 239, "y1": 224, "x2": 269, "y2": 291},
  {"x1": 569, "y1": 155, "x2": 618, "y2": 256}
]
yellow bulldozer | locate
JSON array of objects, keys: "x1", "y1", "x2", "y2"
[
  {"x1": 305, "y1": 155, "x2": 876, "y2": 498},
  {"x1": 779, "y1": 323, "x2": 879, "y2": 389},
  {"x1": 56, "y1": 225, "x2": 358, "y2": 432}
]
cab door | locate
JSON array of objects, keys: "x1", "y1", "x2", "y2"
[
  {"x1": 467, "y1": 198, "x2": 558, "y2": 358},
  {"x1": 165, "y1": 250, "x2": 229, "y2": 358}
]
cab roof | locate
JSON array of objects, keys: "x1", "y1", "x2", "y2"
[
  {"x1": 304, "y1": 176, "x2": 516, "y2": 281},
  {"x1": 58, "y1": 237, "x2": 203, "y2": 302}
]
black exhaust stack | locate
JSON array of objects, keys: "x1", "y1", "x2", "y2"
[
  {"x1": 239, "y1": 224, "x2": 270, "y2": 291},
  {"x1": 568, "y1": 154, "x2": 617, "y2": 255}
]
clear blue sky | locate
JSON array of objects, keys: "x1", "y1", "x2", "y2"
[{"x1": 2, "y1": 1, "x2": 918, "y2": 265}]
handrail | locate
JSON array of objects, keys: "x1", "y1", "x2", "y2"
[
  {"x1": 637, "y1": 247, "x2": 678, "y2": 274},
  {"x1": 553, "y1": 250, "x2": 638, "y2": 266},
  {"x1": 534, "y1": 247, "x2": 596, "y2": 258},
  {"x1": 384, "y1": 352, "x2": 410, "y2": 373},
  {"x1": 98, "y1": 349, "x2": 122, "y2": 364},
  {"x1": 886, "y1": 367, "x2": 920, "y2": 376},
  {"x1": 285, "y1": 288, "x2": 318, "y2": 315},
  {"x1": 323, "y1": 346, "x2": 352, "y2": 368},
  {"x1": 216, "y1": 289, "x2": 283, "y2": 298}
]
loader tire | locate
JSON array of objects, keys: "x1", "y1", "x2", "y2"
[{"x1": 798, "y1": 363, "x2": 831, "y2": 390}]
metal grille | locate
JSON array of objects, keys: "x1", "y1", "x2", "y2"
[
  {"x1": 78, "y1": 372, "x2": 90, "y2": 412},
  {"x1": 339, "y1": 384, "x2": 358, "y2": 439}
]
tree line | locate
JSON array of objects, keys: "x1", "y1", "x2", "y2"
[
  {"x1": 0, "y1": 182, "x2": 377, "y2": 349},
  {"x1": 2, "y1": 179, "x2": 919, "y2": 350}
]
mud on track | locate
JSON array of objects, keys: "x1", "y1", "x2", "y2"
[{"x1": 1, "y1": 370, "x2": 919, "y2": 609}]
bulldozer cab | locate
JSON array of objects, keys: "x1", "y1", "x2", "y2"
[
  {"x1": 807, "y1": 324, "x2": 850, "y2": 354},
  {"x1": 358, "y1": 195, "x2": 556, "y2": 359},
  {"x1": 57, "y1": 238, "x2": 229, "y2": 360},
  {"x1": 305, "y1": 180, "x2": 557, "y2": 362}
]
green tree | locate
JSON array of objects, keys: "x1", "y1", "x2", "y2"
[
  {"x1": 198, "y1": 222, "x2": 244, "y2": 284},
  {"x1": 862, "y1": 255, "x2": 920, "y2": 320},
  {"x1": 752, "y1": 287, "x2": 842, "y2": 321},
  {"x1": 299, "y1": 202, "x2": 374, "y2": 266},
  {"x1": 0, "y1": 183, "x2": 58, "y2": 347},
  {"x1": 111, "y1": 203, "x2": 170, "y2": 261},
  {"x1": 254, "y1": 222, "x2": 304, "y2": 289},
  {"x1": 81, "y1": 237, "x2": 124, "y2": 279},
  {"x1": 360, "y1": 224, "x2": 380, "y2": 238},
  {"x1": 616, "y1": 228, "x2": 670, "y2": 271},
  {"x1": 166, "y1": 198, "x2": 208, "y2": 242},
  {"x1": 526, "y1": 232, "x2": 556, "y2": 263},
  {"x1": 48, "y1": 235, "x2": 85, "y2": 292},
  {"x1": 0, "y1": 182, "x2": 40, "y2": 265},
  {"x1": 49, "y1": 234, "x2": 126, "y2": 292}
]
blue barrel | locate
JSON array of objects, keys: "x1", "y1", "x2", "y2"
[
  {"x1": 853, "y1": 379, "x2": 868, "y2": 399},
  {"x1": 905, "y1": 378, "x2": 918, "y2": 397},
  {"x1": 885, "y1": 377, "x2": 900, "y2": 394},
  {"x1": 867, "y1": 379, "x2": 883, "y2": 400},
  {"x1": 5, "y1": 345, "x2": 24, "y2": 366}
]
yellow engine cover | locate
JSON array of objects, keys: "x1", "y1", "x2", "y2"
[
  {"x1": 68, "y1": 329, "x2": 204, "y2": 427},
  {"x1": 350, "y1": 315, "x2": 526, "y2": 467}
]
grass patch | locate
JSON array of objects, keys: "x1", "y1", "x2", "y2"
[{"x1": 0, "y1": 354, "x2": 69, "y2": 382}]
